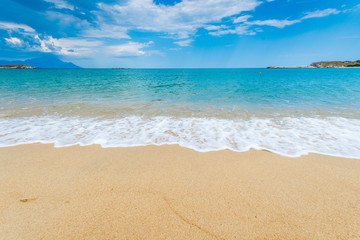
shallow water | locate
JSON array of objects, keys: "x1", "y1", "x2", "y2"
[{"x1": 1, "y1": 68, "x2": 360, "y2": 158}]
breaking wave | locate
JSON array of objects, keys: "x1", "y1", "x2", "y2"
[{"x1": 1, "y1": 115, "x2": 360, "y2": 159}]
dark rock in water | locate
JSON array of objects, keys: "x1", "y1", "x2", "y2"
[{"x1": 0, "y1": 64, "x2": 36, "y2": 69}]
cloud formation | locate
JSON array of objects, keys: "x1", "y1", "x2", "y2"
[
  {"x1": 5, "y1": 37, "x2": 23, "y2": 46},
  {"x1": 33, "y1": 36, "x2": 102, "y2": 55},
  {"x1": 174, "y1": 39, "x2": 193, "y2": 47},
  {"x1": 248, "y1": 8, "x2": 340, "y2": 28},
  {"x1": 95, "y1": 0, "x2": 260, "y2": 39},
  {"x1": 82, "y1": 24, "x2": 130, "y2": 39},
  {"x1": 106, "y1": 41, "x2": 154, "y2": 57},
  {"x1": 44, "y1": 0, "x2": 74, "y2": 10},
  {"x1": 0, "y1": 21, "x2": 35, "y2": 32},
  {"x1": 207, "y1": 8, "x2": 341, "y2": 35},
  {"x1": 302, "y1": 8, "x2": 340, "y2": 20},
  {"x1": 0, "y1": 0, "x2": 352, "y2": 62},
  {"x1": 0, "y1": 20, "x2": 153, "y2": 58}
]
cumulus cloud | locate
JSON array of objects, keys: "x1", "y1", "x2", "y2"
[
  {"x1": 0, "y1": 19, "x2": 102, "y2": 57},
  {"x1": 44, "y1": 0, "x2": 74, "y2": 10},
  {"x1": 106, "y1": 41, "x2": 154, "y2": 57},
  {"x1": 1, "y1": 19, "x2": 152, "y2": 58},
  {"x1": 5, "y1": 37, "x2": 23, "y2": 46},
  {"x1": 33, "y1": 35, "x2": 102, "y2": 56},
  {"x1": 0, "y1": 21, "x2": 35, "y2": 32},
  {"x1": 1, "y1": 1, "x2": 346, "y2": 58},
  {"x1": 24, "y1": 1, "x2": 342, "y2": 49},
  {"x1": 95, "y1": 0, "x2": 260, "y2": 39}
]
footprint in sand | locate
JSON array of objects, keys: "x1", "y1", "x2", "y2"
[{"x1": 19, "y1": 198, "x2": 37, "y2": 203}]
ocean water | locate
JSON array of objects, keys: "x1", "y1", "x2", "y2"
[{"x1": 1, "y1": 68, "x2": 360, "y2": 158}]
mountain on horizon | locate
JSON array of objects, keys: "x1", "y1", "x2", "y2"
[{"x1": 0, "y1": 55, "x2": 81, "y2": 69}]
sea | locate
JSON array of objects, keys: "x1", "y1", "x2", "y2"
[{"x1": 1, "y1": 68, "x2": 360, "y2": 158}]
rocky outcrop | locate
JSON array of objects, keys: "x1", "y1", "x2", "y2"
[
  {"x1": 310, "y1": 60, "x2": 360, "y2": 68},
  {"x1": 0, "y1": 64, "x2": 36, "y2": 69},
  {"x1": 268, "y1": 60, "x2": 360, "y2": 69},
  {"x1": 267, "y1": 66, "x2": 315, "y2": 69}
]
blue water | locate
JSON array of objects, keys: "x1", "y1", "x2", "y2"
[{"x1": 1, "y1": 68, "x2": 360, "y2": 158}]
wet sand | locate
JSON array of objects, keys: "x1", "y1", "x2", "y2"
[{"x1": 0, "y1": 144, "x2": 359, "y2": 239}]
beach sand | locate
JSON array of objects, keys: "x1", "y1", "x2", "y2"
[{"x1": 0, "y1": 144, "x2": 359, "y2": 240}]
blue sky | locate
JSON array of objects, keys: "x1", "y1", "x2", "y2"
[{"x1": 0, "y1": 0, "x2": 359, "y2": 68}]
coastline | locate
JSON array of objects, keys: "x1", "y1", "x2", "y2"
[{"x1": 1, "y1": 144, "x2": 359, "y2": 239}]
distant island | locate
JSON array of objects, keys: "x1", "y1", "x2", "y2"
[
  {"x1": 0, "y1": 64, "x2": 36, "y2": 69},
  {"x1": 0, "y1": 55, "x2": 80, "y2": 69},
  {"x1": 268, "y1": 60, "x2": 360, "y2": 69}
]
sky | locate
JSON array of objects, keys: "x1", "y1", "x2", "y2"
[{"x1": 0, "y1": 0, "x2": 359, "y2": 68}]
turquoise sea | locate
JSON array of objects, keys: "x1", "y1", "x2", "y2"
[{"x1": 1, "y1": 68, "x2": 360, "y2": 158}]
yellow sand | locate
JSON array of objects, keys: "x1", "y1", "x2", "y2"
[{"x1": 0, "y1": 144, "x2": 359, "y2": 240}]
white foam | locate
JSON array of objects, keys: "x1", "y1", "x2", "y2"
[{"x1": 1, "y1": 116, "x2": 360, "y2": 159}]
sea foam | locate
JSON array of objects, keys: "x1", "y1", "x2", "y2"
[{"x1": 1, "y1": 116, "x2": 360, "y2": 159}]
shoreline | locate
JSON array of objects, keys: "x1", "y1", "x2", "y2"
[
  {"x1": 2, "y1": 115, "x2": 360, "y2": 160},
  {"x1": 1, "y1": 144, "x2": 359, "y2": 239},
  {"x1": 1, "y1": 142, "x2": 360, "y2": 160}
]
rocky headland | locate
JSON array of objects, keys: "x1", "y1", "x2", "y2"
[
  {"x1": 268, "y1": 60, "x2": 360, "y2": 69},
  {"x1": 0, "y1": 64, "x2": 36, "y2": 69}
]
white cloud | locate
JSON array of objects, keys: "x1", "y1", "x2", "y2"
[
  {"x1": 1, "y1": 20, "x2": 145, "y2": 58},
  {"x1": 33, "y1": 36, "x2": 102, "y2": 56},
  {"x1": 5, "y1": 37, "x2": 23, "y2": 46},
  {"x1": 233, "y1": 15, "x2": 252, "y2": 23},
  {"x1": 1, "y1": 20, "x2": 107, "y2": 57},
  {"x1": 342, "y1": 4, "x2": 360, "y2": 13},
  {"x1": 204, "y1": 25, "x2": 228, "y2": 31},
  {"x1": 44, "y1": 0, "x2": 74, "y2": 10},
  {"x1": 209, "y1": 25, "x2": 255, "y2": 36},
  {"x1": 174, "y1": 39, "x2": 193, "y2": 46},
  {"x1": 246, "y1": 8, "x2": 340, "y2": 28},
  {"x1": 301, "y1": 8, "x2": 340, "y2": 20},
  {"x1": 248, "y1": 19, "x2": 300, "y2": 28},
  {"x1": 0, "y1": 20, "x2": 101, "y2": 56},
  {"x1": 0, "y1": 21, "x2": 35, "y2": 32},
  {"x1": 46, "y1": 11, "x2": 130, "y2": 39},
  {"x1": 2, "y1": 1, "x2": 345, "y2": 59},
  {"x1": 209, "y1": 7, "x2": 341, "y2": 37},
  {"x1": 46, "y1": 11, "x2": 90, "y2": 28},
  {"x1": 82, "y1": 24, "x2": 130, "y2": 39},
  {"x1": 106, "y1": 41, "x2": 153, "y2": 57},
  {"x1": 96, "y1": 0, "x2": 261, "y2": 39}
]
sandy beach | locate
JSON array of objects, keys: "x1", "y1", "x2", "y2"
[{"x1": 0, "y1": 144, "x2": 359, "y2": 240}]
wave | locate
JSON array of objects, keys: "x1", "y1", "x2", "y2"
[{"x1": 1, "y1": 116, "x2": 360, "y2": 159}]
